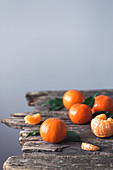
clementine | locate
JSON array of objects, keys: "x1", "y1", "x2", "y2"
[
  {"x1": 91, "y1": 114, "x2": 113, "y2": 138},
  {"x1": 24, "y1": 113, "x2": 41, "y2": 125},
  {"x1": 81, "y1": 142, "x2": 100, "y2": 151},
  {"x1": 63, "y1": 90, "x2": 85, "y2": 109},
  {"x1": 69, "y1": 103, "x2": 92, "y2": 124},
  {"x1": 92, "y1": 95, "x2": 113, "y2": 114},
  {"x1": 40, "y1": 118, "x2": 67, "y2": 143}
]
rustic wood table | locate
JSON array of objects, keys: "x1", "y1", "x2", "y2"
[{"x1": 2, "y1": 90, "x2": 113, "y2": 170}]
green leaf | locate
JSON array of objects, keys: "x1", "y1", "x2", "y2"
[
  {"x1": 66, "y1": 131, "x2": 81, "y2": 142},
  {"x1": 42, "y1": 101, "x2": 53, "y2": 106},
  {"x1": 42, "y1": 98, "x2": 64, "y2": 111},
  {"x1": 49, "y1": 105, "x2": 63, "y2": 111},
  {"x1": 26, "y1": 130, "x2": 40, "y2": 138},
  {"x1": 92, "y1": 111, "x2": 113, "y2": 119},
  {"x1": 92, "y1": 111, "x2": 109, "y2": 119},
  {"x1": 82, "y1": 92, "x2": 99, "y2": 109},
  {"x1": 108, "y1": 113, "x2": 113, "y2": 118}
]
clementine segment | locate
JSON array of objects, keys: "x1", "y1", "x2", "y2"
[
  {"x1": 63, "y1": 90, "x2": 85, "y2": 109},
  {"x1": 91, "y1": 114, "x2": 113, "y2": 138},
  {"x1": 81, "y1": 142, "x2": 100, "y2": 151},
  {"x1": 69, "y1": 103, "x2": 92, "y2": 124},
  {"x1": 92, "y1": 95, "x2": 113, "y2": 114},
  {"x1": 40, "y1": 118, "x2": 67, "y2": 143},
  {"x1": 24, "y1": 113, "x2": 41, "y2": 125}
]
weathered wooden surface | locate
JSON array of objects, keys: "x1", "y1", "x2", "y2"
[
  {"x1": 2, "y1": 89, "x2": 113, "y2": 129},
  {"x1": 26, "y1": 89, "x2": 113, "y2": 107},
  {"x1": 1, "y1": 111, "x2": 69, "y2": 129},
  {"x1": 2, "y1": 89, "x2": 113, "y2": 169},
  {"x1": 3, "y1": 154, "x2": 113, "y2": 170},
  {"x1": 19, "y1": 124, "x2": 113, "y2": 159}
]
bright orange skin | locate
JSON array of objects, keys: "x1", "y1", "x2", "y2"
[
  {"x1": 92, "y1": 95, "x2": 113, "y2": 114},
  {"x1": 81, "y1": 142, "x2": 100, "y2": 151},
  {"x1": 69, "y1": 103, "x2": 92, "y2": 124},
  {"x1": 63, "y1": 90, "x2": 85, "y2": 109},
  {"x1": 40, "y1": 118, "x2": 67, "y2": 143},
  {"x1": 91, "y1": 114, "x2": 113, "y2": 138},
  {"x1": 24, "y1": 113, "x2": 41, "y2": 125}
]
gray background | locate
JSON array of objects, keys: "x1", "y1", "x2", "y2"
[{"x1": 0, "y1": 0, "x2": 113, "y2": 168}]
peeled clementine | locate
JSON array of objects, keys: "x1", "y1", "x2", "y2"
[
  {"x1": 91, "y1": 114, "x2": 113, "y2": 138},
  {"x1": 63, "y1": 90, "x2": 85, "y2": 109},
  {"x1": 81, "y1": 142, "x2": 100, "y2": 151},
  {"x1": 24, "y1": 113, "x2": 41, "y2": 125},
  {"x1": 92, "y1": 95, "x2": 113, "y2": 114},
  {"x1": 40, "y1": 118, "x2": 67, "y2": 143},
  {"x1": 69, "y1": 103, "x2": 92, "y2": 124}
]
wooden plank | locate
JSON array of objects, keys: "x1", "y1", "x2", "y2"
[
  {"x1": 3, "y1": 154, "x2": 113, "y2": 170},
  {"x1": 26, "y1": 91, "x2": 64, "y2": 106},
  {"x1": 1, "y1": 117, "x2": 43, "y2": 129},
  {"x1": 2, "y1": 89, "x2": 113, "y2": 170},
  {"x1": 26, "y1": 89, "x2": 113, "y2": 106},
  {"x1": 2, "y1": 89, "x2": 113, "y2": 129},
  {"x1": 1, "y1": 117, "x2": 26, "y2": 129},
  {"x1": 19, "y1": 125, "x2": 113, "y2": 156},
  {"x1": 22, "y1": 141, "x2": 70, "y2": 152},
  {"x1": 10, "y1": 112, "x2": 32, "y2": 117},
  {"x1": 1, "y1": 112, "x2": 69, "y2": 129},
  {"x1": 19, "y1": 136, "x2": 42, "y2": 145},
  {"x1": 19, "y1": 123, "x2": 90, "y2": 145},
  {"x1": 10, "y1": 111, "x2": 68, "y2": 118}
]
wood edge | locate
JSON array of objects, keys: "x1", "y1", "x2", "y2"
[{"x1": 3, "y1": 153, "x2": 113, "y2": 170}]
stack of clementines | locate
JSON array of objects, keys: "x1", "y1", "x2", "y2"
[
  {"x1": 63, "y1": 89, "x2": 113, "y2": 125},
  {"x1": 24, "y1": 89, "x2": 113, "y2": 151},
  {"x1": 63, "y1": 90, "x2": 91, "y2": 124}
]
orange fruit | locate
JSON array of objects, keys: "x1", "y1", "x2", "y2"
[
  {"x1": 81, "y1": 142, "x2": 100, "y2": 151},
  {"x1": 24, "y1": 113, "x2": 41, "y2": 125},
  {"x1": 63, "y1": 90, "x2": 85, "y2": 109},
  {"x1": 91, "y1": 114, "x2": 113, "y2": 138},
  {"x1": 69, "y1": 103, "x2": 92, "y2": 124},
  {"x1": 40, "y1": 118, "x2": 67, "y2": 143},
  {"x1": 92, "y1": 95, "x2": 113, "y2": 114}
]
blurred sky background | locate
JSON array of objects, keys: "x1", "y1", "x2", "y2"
[{"x1": 0, "y1": 0, "x2": 113, "y2": 168}]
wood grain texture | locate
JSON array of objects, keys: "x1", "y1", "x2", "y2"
[
  {"x1": 19, "y1": 124, "x2": 113, "y2": 156},
  {"x1": 2, "y1": 89, "x2": 113, "y2": 129},
  {"x1": 26, "y1": 89, "x2": 113, "y2": 107},
  {"x1": 1, "y1": 112, "x2": 69, "y2": 129},
  {"x1": 1, "y1": 116, "x2": 42, "y2": 129},
  {"x1": 22, "y1": 141, "x2": 70, "y2": 152},
  {"x1": 3, "y1": 154, "x2": 113, "y2": 170},
  {"x1": 2, "y1": 89, "x2": 113, "y2": 169}
]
